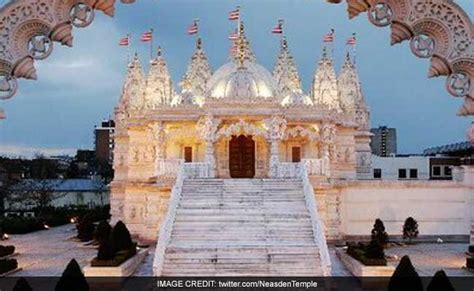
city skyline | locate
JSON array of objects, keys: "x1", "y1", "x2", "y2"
[{"x1": 0, "y1": 0, "x2": 472, "y2": 157}]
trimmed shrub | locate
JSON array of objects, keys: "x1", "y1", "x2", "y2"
[
  {"x1": 371, "y1": 218, "x2": 388, "y2": 246},
  {"x1": 93, "y1": 220, "x2": 112, "y2": 245},
  {"x1": 76, "y1": 214, "x2": 95, "y2": 242},
  {"x1": 388, "y1": 255, "x2": 423, "y2": 291},
  {"x1": 55, "y1": 259, "x2": 89, "y2": 291},
  {"x1": 0, "y1": 245, "x2": 15, "y2": 257},
  {"x1": 365, "y1": 239, "x2": 385, "y2": 260},
  {"x1": 112, "y1": 221, "x2": 134, "y2": 251},
  {"x1": 97, "y1": 236, "x2": 115, "y2": 261},
  {"x1": 468, "y1": 245, "x2": 474, "y2": 254},
  {"x1": 403, "y1": 217, "x2": 419, "y2": 244},
  {"x1": 0, "y1": 218, "x2": 44, "y2": 234},
  {"x1": 13, "y1": 278, "x2": 33, "y2": 291},
  {"x1": 467, "y1": 257, "x2": 474, "y2": 269},
  {"x1": 0, "y1": 258, "x2": 18, "y2": 274},
  {"x1": 346, "y1": 241, "x2": 387, "y2": 266},
  {"x1": 427, "y1": 270, "x2": 454, "y2": 291}
]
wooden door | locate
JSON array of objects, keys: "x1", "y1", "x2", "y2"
[
  {"x1": 229, "y1": 135, "x2": 255, "y2": 178},
  {"x1": 292, "y1": 147, "x2": 301, "y2": 163},
  {"x1": 184, "y1": 146, "x2": 192, "y2": 163}
]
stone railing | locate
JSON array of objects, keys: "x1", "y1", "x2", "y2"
[
  {"x1": 274, "y1": 159, "x2": 330, "y2": 178},
  {"x1": 302, "y1": 158, "x2": 330, "y2": 177},
  {"x1": 153, "y1": 160, "x2": 185, "y2": 276},
  {"x1": 274, "y1": 162, "x2": 303, "y2": 178},
  {"x1": 183, "y1": 162, "x2": 211, "y2": 179},
  {"x1": 300, "y1": 164, "x2": 332, "y2": 276},
  {"x1": 156, "y1": 159, "x2": 182, "y2": 177}
]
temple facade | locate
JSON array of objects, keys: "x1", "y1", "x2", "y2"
[{"x1": 110, "y1": 24, "x2": 372, "y2": 241}]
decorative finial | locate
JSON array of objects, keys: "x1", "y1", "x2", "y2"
[
  {"x1": 281, "y1": 36, "x2": 288, "y2": 50},
  {"x1": 157, "y1": 46, "x2": 162, "y2": 57},
  {"x1": 196, "y1": 37, "x2": 202, "y2": 50},
  {"x1": 322, "y1": 46, "x2": 328, "y2": 58}
]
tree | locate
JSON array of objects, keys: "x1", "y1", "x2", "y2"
[
  {"x1": 13, "y1": 278, "x2": 32, "y2": 291},
  {"x1": 427, "y1": 270, "x2": 454, "y2": 291},
  {"x1": 403, "y1": 217, "x2": 419, "y2": 244},
  {"x1": 76, "y1": 214, "x2": 95, "y2": 242},
  {"x1": 55, "y1": 259, "x2": 89, "y2": 291},
  {"x1": 388, "y1": 255, "x2": 423, "y2": 291},
  {"x1": 371, "y1": 218, "x2": 388, "y2": 246},
  {"x1": 9, "y1": 179, "x2": 64, "y2": 216}
]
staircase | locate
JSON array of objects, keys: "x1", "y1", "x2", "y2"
[{"x1": 160, "y1": 178, "x2": 326, "y2": 276}]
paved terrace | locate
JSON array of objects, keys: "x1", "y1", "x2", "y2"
[{"x1": 3, "y1": 225, "x2": 473, "y2": 278}]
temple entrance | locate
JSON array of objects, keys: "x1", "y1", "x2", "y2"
[{"x1": 229, "y1": 135, "x2": 255, "y2": 178}]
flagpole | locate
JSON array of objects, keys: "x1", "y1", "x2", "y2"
[
  {"x1": 353, "y1": 33, "x2": 357, "y2": 65},
  {"x1": 150, "y1": 28, "x2": 154, "y2": 59},
  {"x1": 195, "y1": 19, "x2": 200, "y2": 39},
  {"x1": 237, "y1": 6, "x2": 241, "y2": 36},
  {"x1": 127, "y1": 33, "x2": 131, "y2": 64}
]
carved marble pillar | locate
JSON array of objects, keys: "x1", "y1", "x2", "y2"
[
  {"x1": 197, "y1": 114, "x2": 221, "y2": 178},
  {"x1": 269, "y1": 138, "x2": 280, "y2": 178}
]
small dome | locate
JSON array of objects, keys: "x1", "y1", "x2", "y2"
[{"x1": 208, "y1": 61, "x2": 279, "y2": 100}]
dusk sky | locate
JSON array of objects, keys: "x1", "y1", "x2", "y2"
[{"x1": 0, "y1": 0, "x2": 472, "y2": 157}]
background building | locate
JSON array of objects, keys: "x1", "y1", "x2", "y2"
[
  {"x1": 94, "y1": 119, "x2": 115, "y2": 165},
  {"x1": 371, "y1": 154, "x2": 430, "y2": 180},
  {"x1": 370, "y1": 126, "x2": 397, "y2": 157}
]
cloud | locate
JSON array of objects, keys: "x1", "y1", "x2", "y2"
[{"x1": 0, "y1": 144, "x2": 77, "y2": 158}]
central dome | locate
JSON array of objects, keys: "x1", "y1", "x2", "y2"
[{"x1": 208, "y1": 61, "x2": 279, "y2": 100}]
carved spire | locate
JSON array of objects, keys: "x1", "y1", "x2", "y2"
[
  {"x1": 273, "y1": 37, "x2": 302, "y2": 95},
  {"x1": 273, "y1": 37, "x2": 312, "y2": 106},
  {"x1": 145, "y1": 46, "x2": 176, "y2": 108},
  {"x1": 173, "y1": 38, "x2": 212, "y2": 106},
  {"x1": 117, "y1": 53, "x2": 145, "y2": 112},
  {"x1": 311, "y1": 47, "x2": 340, "y2": 111},
  {"x1": 338, "y1": 52, "x2": 370, "y2": 129},
  {"x1": 231, "y1": 22, "x2": 256, "y2": 64}
]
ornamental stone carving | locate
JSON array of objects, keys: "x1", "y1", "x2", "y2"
[
  {"x1": 0, "y1": 74, "x2": 18, "y2": 100},
  {"x1": 217, "y1": 119, "x2": 268, "y2": 139},
  {"x1": 265, "y1": 115, "x2": 287, "y2": 141},
  {"x1": 329, "y1": 0, "x2": 473, "y2": 114},
  {"x1": 69, "y1": 2, "x2": 95, "y2": 28},
  {"x1": 284, "y1": 125, "x2": 320, "y2": 141},
  {"x1": 197, "y1": 114, "x2": 221, "y2": 142}
]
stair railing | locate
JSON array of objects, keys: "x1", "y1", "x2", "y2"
[
  {"x1": 300, "y1": 163, "x2": 332, "y2": 276},
  {"x1": 153, "y1": 159, "x2": 185, "y2": 276}
]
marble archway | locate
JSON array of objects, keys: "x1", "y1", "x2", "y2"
[{"x1": 0, "y1": 0, "x2": 472, "y2": 124}]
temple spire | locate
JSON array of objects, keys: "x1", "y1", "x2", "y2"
[
  {"x1": 117, "y1": 53, "x2": 145, "y2": 112},
  {"x1": 338, "y1": 52, "x2": 369, "y2": 129},
  {"x1": 230, "y1": 22, "x2": 256, "y2": 64},
  {"x1": 145, "y1": 46, "x2": 176, "y2": 108},
  {"x1": 273, "y1": 36, "x2": 311, "y2": 106},
  {"x1": 173, "y1": 37, "x2": 212, "y2": 106},
  {"x1": 310, "y1": 46, "x2": 340, "y2": 111}
]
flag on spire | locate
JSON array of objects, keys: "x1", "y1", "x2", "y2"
[
  {"x1": 346, "y1": 33, "x2": 356, "y2": 45},
  {"x1": 140, "y1": 30, "x2": 153, "y2": 42},
  {"x1": 323, "y1": 29, "x2": 335, "y2": 43},
  {"x1": 187, "y1": 21, "x2": 198, "y2": 35},
  {"x1": 272, "y1": 19, "x2": 283, "y2": 34},
  {"x1": 228, "y1": 7, "x2": 240, "y2": 20},
  {"x1": 119, "y1": 35, "x2": 129, "y2": 46}
]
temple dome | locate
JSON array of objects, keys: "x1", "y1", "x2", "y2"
[{"x1": 208, "y1": 61, "x2": 279, "y2": 100}]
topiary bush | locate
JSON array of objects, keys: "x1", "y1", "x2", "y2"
[
  {"x1": 388, "y1": 255, "x2": 423, "y2": 291},
  {"x1": 403, "y1": 217, "x2": 419, "y2": 244},
  {"x1": 468, "y1": 245, "x2": 474, "y2": 254},
  {"x1": 346, "y1": 241, "x2": 387, "y2": 266},
  {"x1": 112, "y1": 221, "x2": 134, "y2": 252},
  {"x1": 0, "y1": 245, "x2": 15, "y2": 257},
  {"x1": 0, "y1": 258, "x2": 18, "y2": 274},
  {"x1": 371, "y1": 218, "x2": 388, "y2": 246},
  {"x1": 55, "y1": 258, "x2": 89, "y2": 291},
  {"x1": 365, "y1": 239, "x2": 385, "y2": 260},
  {"x1": 96, "y1": 235, "x2": 115, "y2": 261},
  {"x1": 76, "y1": 214, "x2": 95, "y2": 242},
  {"x1": 467, "y1": 257, "x2": 474, "y2": 269},
  {"x1": 426, "y1": 270, "x2": 454, "y2": 291},
  {"x1": 13, "y1": 278, "x2": 33, "y2": 291},
  {"x1": 93, "y1": 220, "x2": 111, "y2": 245}
]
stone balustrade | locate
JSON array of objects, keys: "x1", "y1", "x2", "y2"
[
  {"x1": 156, "y1": 159, "x2": 182, "y2": 177},
  {"x1": 183, "y1": 162, "x2": 212, "y2": 179},
  {"x1": 274, "y1": 159, "x2": 329, "y2": 179}
]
